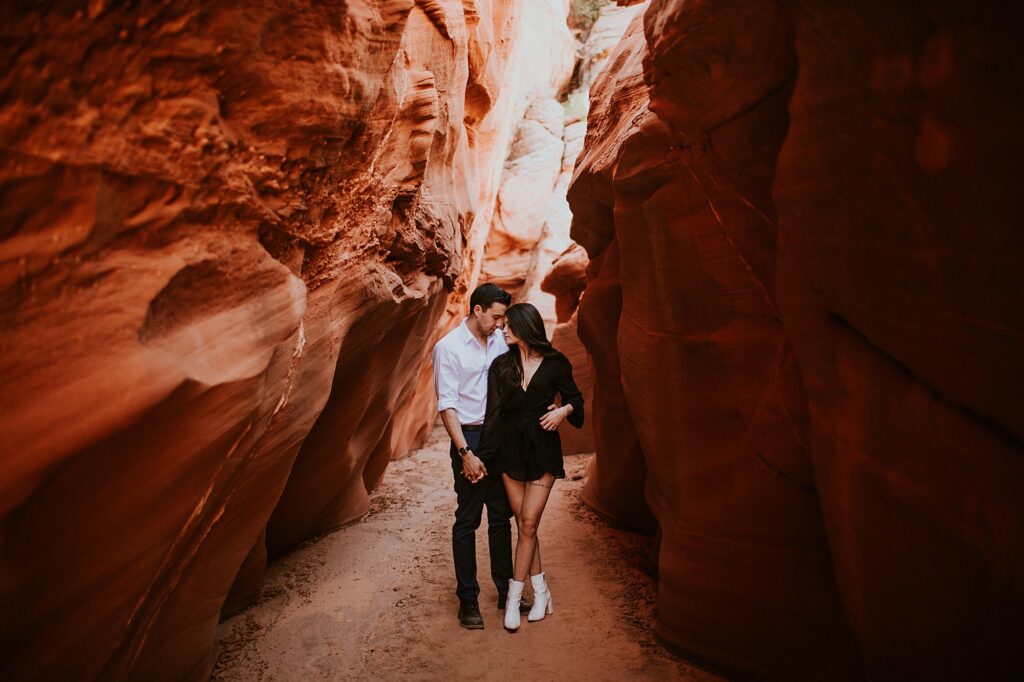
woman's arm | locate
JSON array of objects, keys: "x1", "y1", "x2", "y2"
[
  {"x1": 555, "y1": 356, "x2": 585, "y2": 428},
  {"x1": 475, "y1": 362, "x2": 504, "y2": 460},
  {"x1": 539, "y1": 356, "x2": 585, "y2": 430}
]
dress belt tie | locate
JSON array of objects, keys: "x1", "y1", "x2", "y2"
[{"x1": 502, "y1": 412, "x2": 544, "y2": 452}]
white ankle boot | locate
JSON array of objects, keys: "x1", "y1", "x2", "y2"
[
  {"x1": 528, "y1": 572, "x2": 554, "y2": 622},
  {"x1": 504, "y1": 578, "x2": 525, "y2": 630}
]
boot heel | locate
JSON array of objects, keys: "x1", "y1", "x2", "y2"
[{"x1": 546, "y1": 595, "x2": 554, "y2": 614}]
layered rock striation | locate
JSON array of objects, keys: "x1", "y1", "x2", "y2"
[
  {"x1": 570, "y1": 0, "x2": 1024, "y2": 679},
  {"x1": 0, "y1": 1, "x2": 576, "y2": 679}
]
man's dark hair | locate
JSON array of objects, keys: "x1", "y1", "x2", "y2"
[{"x1": 469, "y1": 282, "x2": 511, "y2": 314}]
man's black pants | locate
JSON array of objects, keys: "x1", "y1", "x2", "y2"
[{"x1": 450, "y1": 429, "x2": 513, "y2": 603}]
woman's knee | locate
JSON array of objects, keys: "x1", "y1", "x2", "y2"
[{"x1": 518, "y1": 516, "x2": 540, "y2": 538}]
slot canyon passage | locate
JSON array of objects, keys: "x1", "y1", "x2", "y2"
[{"x1": 0, "y1": 0, "x2": 1022, "y2": 680}]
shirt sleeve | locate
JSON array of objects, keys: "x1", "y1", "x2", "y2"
[
  {"x1": 555, "y1": 356, "x2": 585, "y2": 429},
  {"x1": 475, "y1": 362, "x2": 503, "y2": 461},
  {"x1": 432, "y1": 343, "x2": 460, "y2": 413}
]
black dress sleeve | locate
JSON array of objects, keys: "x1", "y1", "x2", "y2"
[
  {"x1": 475, "y1": 362, "x2": 503, "y2": 461},
  {"x1": 555, "y1": 355, "x2": 585, "y2": 429}
]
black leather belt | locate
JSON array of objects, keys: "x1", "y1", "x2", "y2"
[{"x1": 461, "y1": 424, "x2": 482, "y2": 432}]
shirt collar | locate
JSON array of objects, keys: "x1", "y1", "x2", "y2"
[
  {"x1": 459, "y1": 317, "x2": 475, "y2": 345},
  {"x1": 460, "y1": 317, "x2": 498, "y2": 347}
]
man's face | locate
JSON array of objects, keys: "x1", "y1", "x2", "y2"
[{"x1": 474, "y1": 302, "x2": 507, "y2": 336}]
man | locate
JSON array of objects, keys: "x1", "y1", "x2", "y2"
[{"x1": 432, "y1": 282, "x2": 530, "y2": 628}]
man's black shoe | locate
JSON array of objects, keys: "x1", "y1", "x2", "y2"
[
  {"x1": 497, "y1": 593, "x2": 533, "y2": 613},
  {"x1": 458, "y1": 600, "x2": 484, "y2": 629}
]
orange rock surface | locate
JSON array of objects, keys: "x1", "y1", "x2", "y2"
[
  {"x1": 541, "y1": 245, "x2": 595, "y2": 455},
  {"x1": 0, "y1": 1, "x2": 576, "y2": 678},
  {"x1": 570, "y1": 0, "x2": 1024, "y2": 679}
]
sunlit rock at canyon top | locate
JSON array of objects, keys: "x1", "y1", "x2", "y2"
[{"x1": 1, "y1": 0, "x2": 1022, "y2": 680}]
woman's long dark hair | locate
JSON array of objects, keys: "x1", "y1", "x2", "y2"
[{"x1": 493, "y1": 303, "x2": 559, "y2": 392}]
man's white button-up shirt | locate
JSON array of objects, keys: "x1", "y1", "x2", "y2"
[{"x1": 432, "y1": 317, "x2": 508, "y2": 425}]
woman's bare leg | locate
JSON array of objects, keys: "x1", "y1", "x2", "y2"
[
  {"x1": 529, "y1": 538, "x2": 542, "y2": 576},
  {"x1": 503, "y1": 474, "x2": 525, "y2": 518},
  {"x1": 510, "y1": 473, "x2": 555, "y2": 581},
  {"x1": 503, "y1": 474, "x2": 550, "y2": 577}
]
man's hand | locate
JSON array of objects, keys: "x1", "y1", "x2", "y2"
[
  {"x1": 461, "y1": 451, "x2": 488, "y2": 483},
  {"x1": 539, "y1": 403, "x2": 570, "y2": 431}
]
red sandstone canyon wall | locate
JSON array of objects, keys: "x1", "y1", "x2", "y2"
[
  {"x1": 0, "y1": 1, "x2": 574, "y2": 679},
  {"x1": 771, "y1": 2, "x2": 1024, "y2": 678},
  {"x1": 570, "y1": 0, "x2": 1023, "y2": 679}
]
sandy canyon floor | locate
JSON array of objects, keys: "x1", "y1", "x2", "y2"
[{"x1": 213, "y1": 424, "x2": 724, "y2": 681}]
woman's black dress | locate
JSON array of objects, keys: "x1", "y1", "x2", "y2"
[{"x1": 476, "y1": 351, "x2": 585, "y2": 481}]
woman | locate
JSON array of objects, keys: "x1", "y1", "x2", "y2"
[{"x1": 475, "y1": 302, "x2": 585, "y2": 631}]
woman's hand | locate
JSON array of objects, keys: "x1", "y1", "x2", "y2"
[
  {"x1": 539, "y1": 403, "x2": 571, "y2": 431},
  {"x1": 461, "y1": 452, "x2": 488, "y2": 483}
]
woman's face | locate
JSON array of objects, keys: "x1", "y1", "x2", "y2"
[{"x1": 503, "y1": 323, "x2": 521, "y2": 346}]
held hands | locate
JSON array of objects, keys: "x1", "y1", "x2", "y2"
[
  {"x1": 461, "y1": 451, "x2": 487, "y2": 484},
  {"x1": 539, "y1": 403, "x2": 570, "y2": 431}
]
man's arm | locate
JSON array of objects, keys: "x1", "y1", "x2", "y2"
[
  {"x1": 439, "y1": 408, "x2": 487, "y2": 483},
  {"x1": 432, "y1": 344, "x2": 486, "y2": 483}
]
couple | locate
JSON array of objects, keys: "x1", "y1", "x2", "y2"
[{"x1": 431, "y1": 283, "x2": 585, "y2": 631}]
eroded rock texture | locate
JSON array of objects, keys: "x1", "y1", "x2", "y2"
[
  {"x1": 482, "y1": 98, "x2": 570, "y2": 307},
  {"x1": 0, "y1": 1, "x2": 573, "y2": 679},
  {"x1": 478, "y1": 1, "x2": 646, "y2": 458},
  {"x1": 571, "y1": 0, "x2": 1023, "y2": 679},
  {"x1": 477, "y1": 0, "x2": 577, "y2": 324}
]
